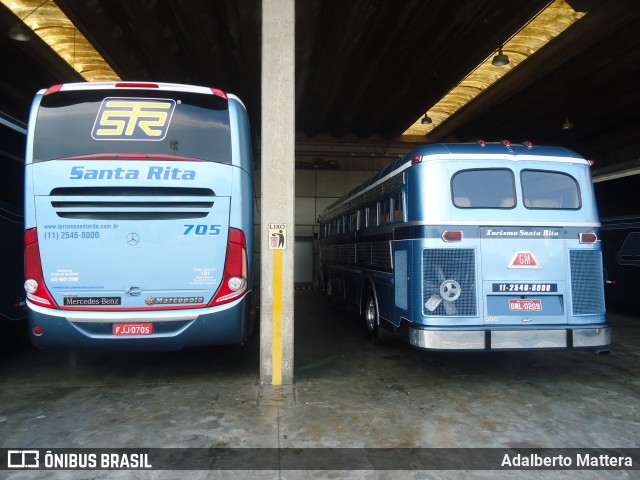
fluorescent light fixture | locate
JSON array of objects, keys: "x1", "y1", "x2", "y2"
[
  {"x1": 2, "y1": 0, "x2": 119, "y2": 81},
  {"x1": 403, "y1": 0, "x2": 585, "y2": 137}
]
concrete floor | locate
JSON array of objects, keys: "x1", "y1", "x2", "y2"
[{"x1": 0, "y1": 290, "x2": 638, "y2": 479}]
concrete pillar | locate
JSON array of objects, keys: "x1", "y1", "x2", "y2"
[{"x1": 260, "y1": 0, "x2": 295, "y2": 385}]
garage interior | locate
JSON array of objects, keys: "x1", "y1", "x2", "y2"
[
  {"x1": 2, "y1": 0, "x2": 640, "y2": 288},
  {"x1": 2, "y1": 0, "x2": 640, "y2": 165},
  {"x1": 1, "y1": 0, "x2": 639, "y2": 475}
]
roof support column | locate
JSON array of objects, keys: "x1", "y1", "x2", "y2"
[{"x1": 260, "y1": 0, "x2": 295, "y2": 385}]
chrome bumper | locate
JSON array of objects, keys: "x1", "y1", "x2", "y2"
[{"x1": 409, "y1": 326, "x2": 611, "y2": 350}]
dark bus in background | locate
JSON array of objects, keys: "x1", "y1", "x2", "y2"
[
  {"x1": 594, "y1": 171, "x2": 640, "y2": 310},
  {"x1": 0, "y1": 112, "x2": 27, "y2": 327}
]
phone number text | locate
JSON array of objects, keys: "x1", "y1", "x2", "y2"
[
  {"x1": 492, "y1": 283, "x2": 557, "y2": 292},
  {"x1": 44, "y1": 231, "x2": 100, "y2": 240}
]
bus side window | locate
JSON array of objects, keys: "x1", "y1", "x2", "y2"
[
  {"x1": 381, "y1": 198, "x2": 391, "y2": 225},
  {"x1": 350, "y1": 211, "x2": 359, "y2": 231},
  {"x1": 392, "y1": 191, "x2": 404, "y2": 222},
  {"x1": 367, "y1": 204, "x2": 377, "y2": 228}
]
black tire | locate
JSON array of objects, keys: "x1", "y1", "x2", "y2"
[
  {"x1": 364, "y1": 289, "x2": 393, "y2": 345},
  {"x1": 326, "y1": 275, "x2": 340, "y2": 308}
]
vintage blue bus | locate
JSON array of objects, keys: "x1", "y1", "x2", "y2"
[
  {"x1": 24, "y1": 82, "x2": 254, "y2": 350},
  {"x1": 319, "y1": 142, "x2": 610, "y2": 351}
]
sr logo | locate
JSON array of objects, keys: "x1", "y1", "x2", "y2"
[{"x1": 92, "y1": 97, "x2": 176, "y2": 141}]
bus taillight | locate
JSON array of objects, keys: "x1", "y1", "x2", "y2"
[
  {"x1": 211, "y1": 88, "x2": 228, "y2": 99},
  {"x1": 24, "y1": 228, "x2": 58, "y2": 308},
  {"x1": 442, "y1": 230, "x2": 463, "y2": 242},
  {"x1": 44, "y1": 84, "x2": 63, "y2": 95},
  {"x1": 116, "y1": 82, "x2": 159, "y2": 88},
  {"x1": 579, "y1": 232, "x2": 598, "y2": 244},
  {"x1": 209, "y1": 228, "x2": 249, "y2": 305}
]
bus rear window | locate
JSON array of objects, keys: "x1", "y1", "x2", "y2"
[
  {"x1": 33, "y1": 89, "x2": 231, "y2": 164},
  {"x1": 452, "y1": 168, "x2": 516, "y2": 208},
  {"x1": 521, "y1": 170, "x2": 581, "y2": 209}
]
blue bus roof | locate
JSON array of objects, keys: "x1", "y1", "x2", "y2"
[
  {"x1": 340, "y1": 142, "x2": 586, "y2": 200},
  {"x1": 407, "y1": 142, "x2": 583, "y2": 160}
]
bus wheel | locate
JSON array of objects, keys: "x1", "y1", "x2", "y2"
[
  {"x1": 364, "y1": 291, "x2": 392, "y2": 345},
  {"x1": 326, "y1": 276, "x2": 340, "y2": 308}
]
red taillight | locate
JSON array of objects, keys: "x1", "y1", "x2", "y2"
[
  {"x1": 116, "y1": 82, "x2": 159, "y2": 88},
  {"x1": 211, "y1": 88, "x2": 228, "y2": 99},
  {"x1": 579, "y1": 232, "x2": 598, "y2": 244},
  {"x1": 116, "y1": 154, "x2": 147, "y2": 159},
  {"x1": 442, "y1": 230, "x2": 463, "y2": 242},
  {"x1": 24, "y1": 228, "x2": 58, "y2": 308},
  {"x1": 209, "y1": 228, "x2": 249, "y2": 306},
  {"x1": 411, "y1": 155, "x2": 422, "y2": 164},
  {"x1": 44, "y1": 84, "x2": 63, "y2": 95}
]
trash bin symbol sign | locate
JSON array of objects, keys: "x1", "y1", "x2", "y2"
[{"x1": 268, "y1": 224, "x2": 286, "y2": 250}]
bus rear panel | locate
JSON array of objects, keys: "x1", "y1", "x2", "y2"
[
  {"x1": 319, "y1": 142, "x2": 610, "y2": 351},
  {"x1": 24, "y1": 82, "x2": 254, "y2": 350}
]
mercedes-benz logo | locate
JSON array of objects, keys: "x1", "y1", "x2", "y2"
[{"x1": 126, "y1": 232, "x2": 140, "y2": 246}]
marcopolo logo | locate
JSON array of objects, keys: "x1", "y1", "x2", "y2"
[{"x1": 92, "y1": 97, "x2": 176, "y2": 141}]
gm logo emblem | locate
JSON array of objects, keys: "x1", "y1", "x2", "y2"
[{"x1": 92, "y1": 97, "x2": 176, "y2": 141}]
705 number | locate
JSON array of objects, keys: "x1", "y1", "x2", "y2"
[{"x1": 183, "y1": 224, "x2": 222, "y2": 236}]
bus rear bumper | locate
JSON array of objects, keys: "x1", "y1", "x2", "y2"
[
  {"x1": 408, "y1": 325, "x2": 611, "y2": 351},
  {"x1": 26, "y1": 295, "x2": 253, "y2": 350}
]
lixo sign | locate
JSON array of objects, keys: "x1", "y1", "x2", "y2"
[{"x1": 268, "y1": 224, "x2": 286, "y2": 250}]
